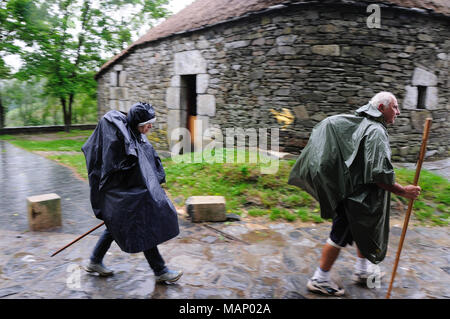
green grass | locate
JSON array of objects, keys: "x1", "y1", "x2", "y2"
[
  {"x1": 7, "y1": 139, "x2": 87, "y2": 152},
  {"x1": 0, "y1": 129, "x2": 93, "y2": 140},
  {"x1": 161, "y1": 149, "x2": 324, "y2": 223},
  {"x1": 1, "y1": 133, "x2": 448, "y2": 226},
  {"x1": 0, "y1": 135, "x2": 17, "y2": 140},
  {"x1": 247, "y1": 208, "x2": 270, "y2": 217},
  {"x1": 53, "y1": 129, "x2": 94, "y2": 138},
  {"x1": 296, "y1": 207, "x2": 324, "y2": 223},
  {"x1": 393, "y1": 168, "x2": 450, "y2": 226},
  {"x1": 0, "y1": 130, "x2": 92, "y2": 152}
]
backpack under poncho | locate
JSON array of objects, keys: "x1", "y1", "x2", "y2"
[{"x1": 288, "y1": 110, "x2": 395, "y2": 263}]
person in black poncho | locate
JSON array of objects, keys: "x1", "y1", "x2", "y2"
[
  {"x1": 288, "y1": 92, "x2": 421, "y2": 296},
  {"x1": 81, "y1": 102, "x2": 182, "y2": 284}
]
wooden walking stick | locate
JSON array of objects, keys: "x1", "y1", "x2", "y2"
[
  {"x1": 50, "y1": 222, "x2": 105, "y2": 257},
  {"x1": 385, "y1": 118, "x2": 432, "y2": 299}
]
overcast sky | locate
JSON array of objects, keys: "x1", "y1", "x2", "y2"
[
  {"x1": 167, "y1": 0, "x2": 196, "y2": 15},
  {"x1": 4, "y1": 0, "x2": 197, "y2": 72}
]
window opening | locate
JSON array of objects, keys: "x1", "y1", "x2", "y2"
[
  {"x1": 116, "y1": 71, "x2": 121, "y2": 87},
  {"x1": 417, "y1": 86, "x2": 427, "y2": 109}
]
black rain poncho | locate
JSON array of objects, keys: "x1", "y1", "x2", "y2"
[
  {"x1": 288, "y1": 104, "x2": 395, "y2": 263},
  {"x1": 82, "y1": 102, "x2": 179, "y2": 253}
]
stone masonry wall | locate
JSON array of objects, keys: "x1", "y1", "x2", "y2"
[{"x1": 97, "y1": 3, "x2": 450, "y2": 161}]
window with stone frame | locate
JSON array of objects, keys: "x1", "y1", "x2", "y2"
[{"x1": 403, "y1": 67, "x2": 438, "y2": 111}]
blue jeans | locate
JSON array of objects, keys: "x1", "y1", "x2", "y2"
[{"x1": 90, "y1": 228, "x2": 168, "y2": 276}]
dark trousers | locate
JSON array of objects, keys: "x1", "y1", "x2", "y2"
[
  {"x1": 90, "y1": 228, "x2": 168, "y2": 276},
  {"x1": 329, "y1": 201, "x2": 354, "y2": 248}
]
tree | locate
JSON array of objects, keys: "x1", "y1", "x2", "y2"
[
  {"x1": 11, "y1": 0, "x2": 169, "y2": 131},
  {"x1": 0, "y1": 1, "x2": 14, "y2": 128},
  {"x1": 2, "y1": 78, "x2": 50, "y2": 126},
  {"x1": 0, "y1": 0, "x2": 43, "y2": 128}
]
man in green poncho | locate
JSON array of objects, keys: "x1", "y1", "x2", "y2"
[{"x1": 288, "y1": 92, "x2": 421, "y2": 296}]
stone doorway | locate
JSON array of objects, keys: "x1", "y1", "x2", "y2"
[
  {"x1": 166, "y1": 50, "x2": 215, "y2": 154},
  {"x1": 182, "y1": 75, "x2": 197, "y2": 147}
]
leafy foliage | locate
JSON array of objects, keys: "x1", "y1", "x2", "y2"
[
  {"x1": 1, "y1": 0, "x2": 170, "y2": 128},
  {"x1": 1, "y1": 78, "x2": 97, "y2": 126}
]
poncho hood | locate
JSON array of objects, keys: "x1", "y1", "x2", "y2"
[
  {"x1": 126, "y1": 102, "x2": 156, "y2": 128},
  {"x1": 355, "y1": 102, "x2": 383, "y2": 118}
]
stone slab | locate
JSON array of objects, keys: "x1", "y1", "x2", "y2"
[
  {"x1": 166, "y1": 87, "x2": 181, "y2": 110},
  {"x1": 174, "y1": 50, "x2": 207, "y2": 75},
  {"x1": 403, "y1": 85, "x2": 418, "y2": 110},
  {"x1": 311, "y1": 45, "x2": 340, "y2": 56},
  {"x1": 118, "y1": 71, "x2": 127, "y2": 87},
  {"x1": 27, "y1": 193, "x2": 62, "y2": 231},
  {"x1": 425, "y1": 87, "x2": 439, "y2": 110},
  {"x1": 412, "y1": 67, "x2": 438, "y2": 86},
  {"x1": 186, "y1": 196, "x2": 226, "y2": 222},
  {"x1": 197, "y1": 95, "x2": 216, "y2": 116},
  {"x1": 196, "y1": 74, "x2": 210, "y2": 94}
]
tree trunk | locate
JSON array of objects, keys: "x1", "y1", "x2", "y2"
[
  {"x1": 61, "y1": 97, "x2": 70, "y2": 132},
  {"x1": 68, "y1": 93, "x2": 74, "y2": 127},
  {"x1": 0, "y1": 92, "x2": 4, "y2": 129}
]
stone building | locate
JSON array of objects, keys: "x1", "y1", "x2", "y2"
[{"x1": 95, "y1": 0, "x2": 450, "y2": 162}]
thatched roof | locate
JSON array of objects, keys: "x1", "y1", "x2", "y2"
[{"x1": 96, "y1": 0, "x2": 449, "y2": 79}]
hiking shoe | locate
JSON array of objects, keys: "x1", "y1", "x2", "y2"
[
  {"x1": 352, "y1": 269, "x2": 385, "y2": 286},
  {"x1": 84, "y1": 260, "x2": 114, "y2": 277},
  {"x1": 307, "y1": 278, "x2": 345, "y2": 296},
  {"x1": 155, "y1": 269, "x2": 183, "y2": 284}
]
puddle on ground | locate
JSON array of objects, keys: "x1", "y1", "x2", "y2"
[{"x1": 241, "y1": 230, "x2": 286, "y2": 246}]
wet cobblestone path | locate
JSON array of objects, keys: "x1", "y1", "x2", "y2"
[
  {"x1": 0, "y1": 141, "x2": 449, "y2": 299},
  {"x1": 0, "y1": 141, "x2": 101, "y2": 235}
]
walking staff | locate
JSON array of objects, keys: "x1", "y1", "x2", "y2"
[
  {"x1": 386, "y1": 118, "x2": 432, "y2": 299},
  {"x1": 50, "y1": 222, "x2": 105, "y2": 257}
]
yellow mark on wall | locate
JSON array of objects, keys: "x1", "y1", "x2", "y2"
[{"x1": 270, "y1": 108, "x2": 294, "y2": 129}]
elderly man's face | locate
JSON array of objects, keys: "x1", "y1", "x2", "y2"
[
  {"x1": 379, "y1": 99, "x2": 400, "y2": 124},
  {"x1": 138, "y1": 123, "x2": 152, "y2": 134}
]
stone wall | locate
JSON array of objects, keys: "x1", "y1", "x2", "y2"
[
  {"x1": 97, "y1": 3, "x2": 450, "y2": 161},
  {"x1": 0, "y1": 124, "x2": 97, "y2": 135}
]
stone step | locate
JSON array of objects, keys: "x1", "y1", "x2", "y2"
[
  {"x1": 27, "y1": 193, "x2": 62, "y2": 231},
  {"x1": 186, "y1": 196, "x2": 226, "y2": 222}
]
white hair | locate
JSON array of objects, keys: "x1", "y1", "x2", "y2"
[
  {"x1": 138, "y1": 117, "x2": 156, "y2": 126},
  {"x1": 370, "y1": 92, "x2": 397, "y2": 109}
]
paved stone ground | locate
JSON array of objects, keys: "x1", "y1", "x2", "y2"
[
  {"x1": 0, "y1": 141, "x2": 101, "y2": 235},
  {"x1": 0, "y1": 140, "x2": 449, "y2": 299}
]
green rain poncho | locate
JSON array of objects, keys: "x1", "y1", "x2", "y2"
[{"x1": 288, "y1": 103, "x2": 395, "y2": 263}]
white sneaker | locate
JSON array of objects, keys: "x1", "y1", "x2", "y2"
[
  {"x1": 307, "y1": 278, "x2": 345, "y2": 296},
  {"x1": 352, "y1": 268, "x2": 385, "y2": 286},
  {"x1": 84, "y1": 260, "x2": 114, "y2": 276},
  {"x1": 155, "y1": 269, "x2": 183, "y2": 284}
]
